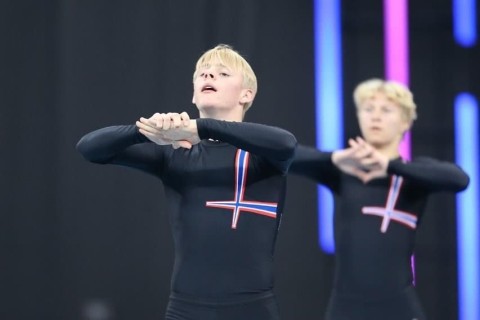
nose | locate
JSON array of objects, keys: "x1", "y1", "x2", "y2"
[
  {"x1": 370, "y1": 107, "x2": 382, "y2": 119},
  {"x1": 371, "y1": 113, "x2": 383, "y2": 123},
  {"x1": 203, "y1": 72, "x2": 214, "y2": 79}
]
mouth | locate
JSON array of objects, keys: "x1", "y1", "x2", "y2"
[{"x1": 201, "y1": 85, "x2": 217, "y2": 93}]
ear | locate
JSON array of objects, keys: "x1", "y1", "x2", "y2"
[
  {"x1": 239, "y1": 89, "x2": 254, "y2": 104},
  {"x1": 192, "y1": 91, "x2": 196, "y2": 104}
]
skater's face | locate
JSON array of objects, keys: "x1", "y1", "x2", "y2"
[
  {"x1": 357, "y1": 91, "x2": 410, "y2": 149},
  {"x1": 192, "y1": 63, "x2": 253, "y2": 113}
]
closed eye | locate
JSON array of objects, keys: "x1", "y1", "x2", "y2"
[
  {"x1": 381, "y1": 106, "x2": 393, "y2": 113},
  {"x1": 362, "y1": 105, "x2": 373, "y2": 112}
]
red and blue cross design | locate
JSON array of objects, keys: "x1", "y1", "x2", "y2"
[
  {"x1": 206, "y1": 149, "x2": 278, "y2": 229},
  {"x1": 362, "y1": 175, "x2": 417, "y2": 233}
]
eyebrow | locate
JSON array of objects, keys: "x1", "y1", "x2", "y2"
[{"x1": 200, "y1": 63, "x2": 229, "y2": 69}]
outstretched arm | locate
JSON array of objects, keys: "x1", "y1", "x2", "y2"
[
  {"x1": 195, "y1": 119, "x2": 297, "y2": 173},
  {"x1": 76, "y1": 125, "x2": 165, "y2": 175},
  {"x1": 291, "y1": 141, "x2": 384, "y2": 185},
  {"x1": 136, "y1": 114, "x2": 297, "y2": 173},
  {"x1": 388, "y1": 157, "x2": 470, "y2": 192},
  {"x1": 325, "y1": 137, "x2": 469, "y2": 190},
  {"x1": 289, "y1": 144, "x2": 340, "y2": 188}
]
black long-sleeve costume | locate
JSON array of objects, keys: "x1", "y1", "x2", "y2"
[
  {"x1": 77, "y1": 119, "x2": 297, "y2": 306},
  {"x1": 291, "y1": 145, "x2": 469, "y2": 320}
]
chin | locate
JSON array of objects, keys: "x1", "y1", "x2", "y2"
[
  {"x1": 365, "y1": 138, "x2": 386, "y2": 148},
  {"x1": 198, "y1": 104, "x2": 219, "y2": 111}
]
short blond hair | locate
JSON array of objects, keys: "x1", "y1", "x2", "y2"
[
  {"x1": 353, "y1": 78, "x2": 417, "y2": 123},
  {"x1": 193, "y1": 44, "x2": 257, "y2": 111}
]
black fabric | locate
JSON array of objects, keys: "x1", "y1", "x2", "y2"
[
  {"x1": 325, "y1": 285, "x2": 426, "y2": 320},
  {"x1": 76, "y1": 119, "x2": 296, "y2": 307},
  {"x1": 165, "y1": 291, "x2": 280, "y2": 320},
  {"x1": 290, "y1": 144, "x2": 469, "y2": 318}
]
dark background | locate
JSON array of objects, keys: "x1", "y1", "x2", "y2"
[{"x1": 1, "y1": 0, "x2": 478, "y2": 319}]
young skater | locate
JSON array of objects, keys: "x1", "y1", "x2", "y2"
[
  {"x1": 77, "y1": 44, "x2": 297, "y2": 320},
  {"x1": 290, "y1": 78, "x2": 469, "y2": 320}
]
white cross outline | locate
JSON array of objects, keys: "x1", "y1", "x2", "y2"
[
  {"x1": 362, "y1": 175, "x2": 418, "y2": 233},
  {"x1": 206, "y1": 149, "x2": 278, "y2": 229}
]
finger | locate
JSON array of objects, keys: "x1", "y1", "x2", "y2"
[
  {"x1": 177, "y1": 140, "x2": 193, "y2": 149},
  {"x1": 138, "y1": 128, "x2": 159, "y2": 140},
  {"x1": 357, "y1": 138, "x2": 372, "y2": 151},
  {"x1": 149, "y1": 113, "x2": 168, "y2": 130},
  {"x1": 161, "y1": 113, "x2": 173, "y2": 130},
  {"x1": 348, "y1": 139, "x2": 365, "y2": 154},
  {"x1": 332, "y1": 148, "x2": 351, "y2": 164},
  {"x1": 356, "y1": 137, "x2": 374, "y2": 153},
  {"x1": 149, "y1": 112, "x2": 162, "y2": 120},
  {"x1": 356, "y1": 147, "x2": 373, "y2": 159},
  {"x1": 356, "y1": 136, "x2": 366, "y2": 145},
  {"x1": 170, "y1": 113, "x2": 183, "y2": 128},
  {"x1": 136, "y1": 120, "x2": 160, "y2": 134},
  {"x1": 359, "y1": 157, "x2": 381, "y2": 169},
  {"x1": 139, "y1": 128, "x2": 161, "y2": 140},
  {"x1": 139, "y1": 129, "x2": 173, "y2": 145},
  {"x1": 137, "y1": 119, "x2": 154, "y2": 129},
  {"x1": 349, "y1": 145, "x2": 368, "y2": 160},
  {"x1": 149, "y1": 113, "x2": 165, "y2": 126},
  {"x1": 138, "y1": 120, "x2": 163, "y2": 135},
  {"x1": 348, "y1": 138, "x2": 359, "y2": 148},
  {"x1": 343, "y1": 147, "x2": 361, "y2": 159},
  {"x1": 352, "y1": 137, "x2": 367, "y2": 149},
  {"x1": 150, "y1": 112, "x2": 164, "y2": 122},
  {"x1": 139, "y1": 117, "x2": 157, "y2": 129},
  {"x1": 335, "y1": 148, "x2": 361, "y2": 165},
  {"x1": 172, "y1": 140, "x2": 192, "y2": 149},
  {"x1": 180, "y1": 112, "x2": 190, "y2": 127},
  {"x1": 352, "y1": 139, "x2": 374, "y2": 157},
  {"x1": 356, "y1": 136, "x2": 369, "y2": 146}
]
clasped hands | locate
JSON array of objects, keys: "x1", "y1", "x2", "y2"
[
  {"x1": 332, "y1": 137, "x2": 389, "y2": 183},
  {"x1": 136, "y1": 112, "x2": 199, "y2": 149}
]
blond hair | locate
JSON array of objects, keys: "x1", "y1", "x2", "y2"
[
  {"x1": 353, "y1": 78, "x2": 417, "y2": 123},
  {"x1": 193, "y1": 44, "x2": 257, "y2": 111}
]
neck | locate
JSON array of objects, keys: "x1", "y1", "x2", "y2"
[
  {"x1": 373, "y1": 142, "x2": 401, "y2": 159},
  {"x1": 198, "y1": 106, "x2": 244, "y2": 122}
]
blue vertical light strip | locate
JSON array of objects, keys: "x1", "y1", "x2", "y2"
[
  {"x1": 314, "y1": 0, "x2": 343, "y2": 253},
  {"x1": 453, "y1": 0, "x2": 477, "y2": 47},
  {"x1": 455, "y1": 93, "x2": 479, "y2": 320}
]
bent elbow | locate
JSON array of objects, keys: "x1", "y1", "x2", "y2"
[
  {"x1": 457, "y1": 174, "x2": 470, "y2": 192},
  {"x1": 76, "y1": 137, "x2": 109, "y2": 164},
  {"x1": 282, "y1": 132, "x2": 298, "y2": 161}
]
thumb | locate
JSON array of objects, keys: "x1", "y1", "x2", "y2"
[{"x1": 172, "y1": 140, "x2": 193, "y2": 149}]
